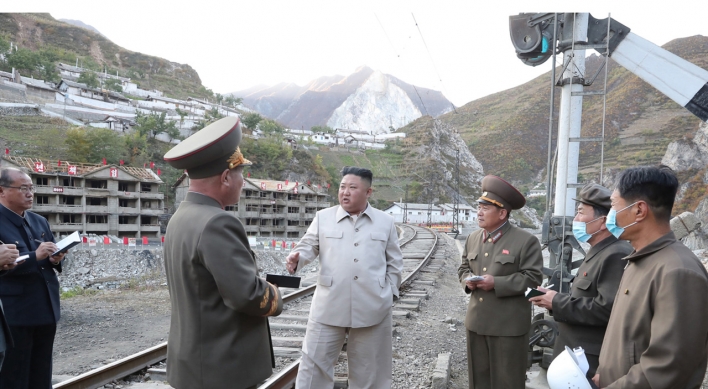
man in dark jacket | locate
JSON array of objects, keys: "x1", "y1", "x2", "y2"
[
  {"x1": 0, "y1": 243, "x2": 22, "y2": 371},
  {"x1": 529, "y1": 183, "x2": 631, "y2": 379},
  {"x1": 0, "y1": 167, "x2": 66, "y2": 388},
  {"x1": 594, "y1": 166, "x2": 708, "y2": 388}
]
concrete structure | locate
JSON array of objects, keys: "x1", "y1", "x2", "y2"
[
  {"x1": 174, "y1": 175, "x2": 330, "y2": 238},
  {"x1": 383, "y1": 202, "x2": 476, "y2": 224},
  {"x1": 1, "y1": 156, "x2": 165, "y2": 238}
]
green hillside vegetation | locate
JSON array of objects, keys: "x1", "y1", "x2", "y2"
[{"x1": 0, "y1": 13, "x2": 213, "y2": 99}]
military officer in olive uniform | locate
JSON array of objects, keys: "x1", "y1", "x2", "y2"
[
  {"x1": 163, "y1": 117, "x2": 283, "y2": 389},
  {"x1": 529, "y1": 183, "x2": 632, "y2": 379},
  {"x1": 458, "y1": 175, "x2": 543, "y2": 389}
]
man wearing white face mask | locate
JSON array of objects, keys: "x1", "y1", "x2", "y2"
[
  {"x1": 593, "y1": 166, "x2": 708, "y2": 389},
  {"x1": 529, "y1": 183, "x2": 631, "y2": 379}
]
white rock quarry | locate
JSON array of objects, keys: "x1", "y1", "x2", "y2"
[
  {"x1": 327, "y1": 70, "x2": 421, "y2": 134},
  {"x1": 661, "y1": 120, "x2": 708, "y2": 171}
]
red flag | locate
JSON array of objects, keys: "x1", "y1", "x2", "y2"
[
  {"x1": 271, "y1": 239, "x2": 276, "y2": 247},
  {"x1": 142, "y1": 236, "x2": 148, "y2": 245},
  {"x1": 4, "y1": 148, "x2": 8, "y2": 155},
  {"x1": 103, "y1": 236, "x2": 110, "y2": 244},
  {"x1": 123, "y1": 237, "x2": 128, "y2": 245},
  {"x1": 327, "y1": 183, "x2": 330, "y2": 189},
  {"x1": 285, "y1": 180, "x2": 289, "y2": 185},
  {"x1": 144, "y1": 163, "x2": 147, "y2": 168},
  {"x1": 57, "y1": 160, "x2": 61, "y2": 167},
  {"x1": 247, "y1": 172, "x2": 251, "y2": 178},
  {"x1": 307, "y1": 180, "x2": 311, "y2": 185},
  {"x1": 296, "y1": 181, "x2": 299, "y2": 186},
  {"x1": 150, "y1": 161, "x2": 155, "y2": 169},
  {"x1": 102, "y1": 157, "x2": 107, "y2": 165},
  {"x1": 157, "y1": 168, "x2": 161, "y2": 176},
  {"x1": 119, "y1": 159, "x2": 124, "y2": 165},
  {"x1": 82, "y1": 236, "x2": 88, "y2": 243},
  {"x1": 161, "y1": 236, "x2": 165, "y2": 243}
]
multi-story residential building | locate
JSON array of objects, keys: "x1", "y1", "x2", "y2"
[
  {"x1": 174, "y1": 175, "x2": 330, "y2": 238},
  {"x1": 1, "y1": 156, "x2": 165, "y2": 238}
]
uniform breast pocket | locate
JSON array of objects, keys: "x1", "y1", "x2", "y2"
[
  {"x1": 466, "y1": 252, "x2": 478, "y2": 263},
  {"x1": 325, "y1": 231, "x2": 343, "y2": 239},
  {"x1": 494, "y1": 254, "x2": 516, "y2": 265},
  {"x1": 371, "y1": 232, "x2": 387, "y2": 242},
  {"x1": 572, "y1": 278, "x2": 592, "y2": 294}
]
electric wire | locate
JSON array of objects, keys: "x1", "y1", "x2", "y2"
[{"x1": 411, "y1": 13, "x2": 456, "y2": 114}]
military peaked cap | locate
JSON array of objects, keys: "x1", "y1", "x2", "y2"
[
  {"x1": 163, "y1": 116, "x2": 251, "y2": 179},
  {"x1": 572, "y1": 183, "x2": 612, "y2": 211},
  {"x1": 477, "y1": 175, "x2": 526, "y2": 210}
]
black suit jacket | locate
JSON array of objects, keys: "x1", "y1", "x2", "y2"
[{"x1": 0, "y1": 204, "x2": 62, "y2": 326}]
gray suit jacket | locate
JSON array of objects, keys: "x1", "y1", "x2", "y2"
[
  {"x1": 164, "y1": 192, "x2": 283, "y2": 389},
  {"x1": 293, "y1": 204, "x2": 403, "y2": 328}
]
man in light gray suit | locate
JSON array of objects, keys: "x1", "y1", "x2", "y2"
[
  {"x1": 0, "y1": 243, "x2": 21, "y2": 370},
  {"x1": 286, "y1": 166, "x2": 403, "y2": 389}
]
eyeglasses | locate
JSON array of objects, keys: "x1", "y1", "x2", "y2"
[{"x1": 1, "y1": 185, "x2": 36, "y2": 194}]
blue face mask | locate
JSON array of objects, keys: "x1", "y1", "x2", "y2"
[
  {"x1": 572, "y1": 216, "x2": 604, "y2": 243},
  {"x1": 605, "y1": 202, "x2": 638, "y2": 239}
]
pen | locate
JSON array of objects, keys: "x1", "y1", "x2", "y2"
[
  {"x1": 545, "y1": 284, "x2": 555, "y2": 289},
  {"x1": 34, "y1": 239, "x2": 45, "y2": 244}
]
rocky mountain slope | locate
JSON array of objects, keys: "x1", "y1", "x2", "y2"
[
  {"x1": 434, "y1": 35, "x2": 708, "y2": 182},
  {"x1": 231, "y1": 66, "x2": 453, "y2": 132}
]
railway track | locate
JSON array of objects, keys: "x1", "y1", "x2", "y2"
[{"x1": 52, "y1": 224, "x2": 439, "y2": 389}]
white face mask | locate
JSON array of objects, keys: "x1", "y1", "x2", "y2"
[
  {"x1": 572, "y1": 216, "x2": 605, "y2": 243},
  {"x1": 605, "y1": 202, "x2": 638, "y2": 239}
]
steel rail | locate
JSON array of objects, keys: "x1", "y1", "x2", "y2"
[
  {"x1": 53, "y1": 342, "x2": 168, "y2": 389},
  {"x1": 53, "y1": 226, "x2": 431, "y2": 389}
]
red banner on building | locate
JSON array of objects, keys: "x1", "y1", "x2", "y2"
[
  {"x1": 68, "y1": 165, "x2": 77, "y2": 175},
  {"x1": 109, "y1": 167, "x2": 118, "y2": 178},
  {"x1": 261, "y1": 182, "x2": 266, "y2": 190},
  {"x1": 34, "y1": 162, "x2": 45, "y2": 173}
]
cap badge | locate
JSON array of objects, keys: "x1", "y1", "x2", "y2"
[{"x1": 227, "y1": 147, "x2": 252, "y2": 169}]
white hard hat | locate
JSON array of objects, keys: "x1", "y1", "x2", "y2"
[{"x1": 547, "y1": 346, "x2": 592, "y2": 389}]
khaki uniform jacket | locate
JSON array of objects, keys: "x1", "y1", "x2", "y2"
[
  {"x1": 552, "y1": 235, "x2": 632, "y2": 356},
  {"x1": 458, "y1": 222, "x2": 543, "y2": 336},
  {"x1": 293, "y1": 204, "x2": 403, "y2": 328},
  {"x1": 598, "y1": 232, "x2": 708, "y2": 389},
  {"x1": 164, "y1": 192, "x2": 283, "y2": 389}
]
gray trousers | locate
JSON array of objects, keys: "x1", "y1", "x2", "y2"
[
  {"x1": 465, "y1": 330, "x2": 528, "y2": 389},
  {"x1": 296, "y1": 312, "x2": 392, "y2": 389}
]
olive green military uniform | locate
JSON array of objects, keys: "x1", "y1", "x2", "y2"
[
  {"x1": 598, "y1": 232, "x2": 708, "y2": 388},
  {"x1": 163, "y1": 117, "x2": 283, "y2": 389},
  {"x1": 457, "y1": 175, "x2": 543, "y2": 389}
]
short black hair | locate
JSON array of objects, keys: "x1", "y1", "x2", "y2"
[
  {"x1": 615, "y1": 165, "x2": 678, "y2": 222},
  {"x1": 341, "y1": 166, "x2": 373, "y2": 186}
]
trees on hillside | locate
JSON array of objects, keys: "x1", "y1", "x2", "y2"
[
  {"x1": 134, "y1": 111, "x2": 181, "y2": 141},
  {"x1": 78, "y1": 71, "x2": 100, "y2": 88},
  {"x1": 65, "y1": 127, "x2": 125, "y2": 164},
  {"x1": 103, "y1": 78, "x2": 123, "y2": 92},
  {"x1": 242, "y1": 112, "x2": 262, "y2": 130}
]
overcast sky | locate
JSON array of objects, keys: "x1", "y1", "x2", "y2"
[{"x1": 11, "y1": 0, "x2": 708, "y2": 106}]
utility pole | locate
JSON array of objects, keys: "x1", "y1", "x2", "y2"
[
  {"x1": 427, "y1": 171, "x2": 434, "y2": 228},
  {"x1": 403, "y1": 184, "x2": 408, "y2": 224},
  {"x1": 452, "y1": 149, "x2": 460, "y2": 237}
]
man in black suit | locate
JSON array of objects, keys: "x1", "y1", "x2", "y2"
[
  {"x1": 0, "y1": 243, "x2": 21, "y2": 371},
  {"x1": 0, "y1": 167, "x2": 66, "y2": 388}
]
